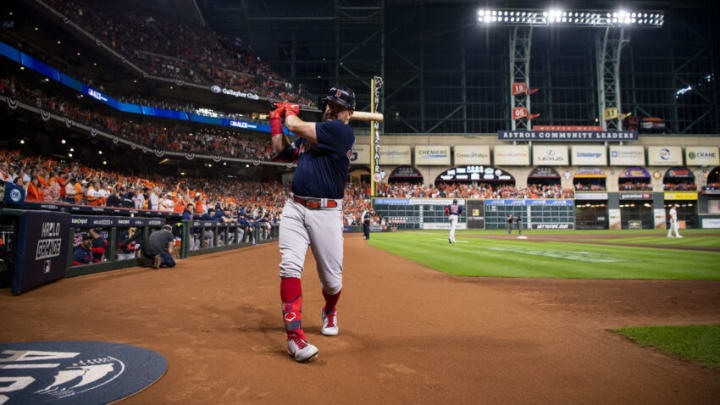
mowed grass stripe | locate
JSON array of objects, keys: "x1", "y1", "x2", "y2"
[
  {"x1": 367, "y1": 232, "x2": 720, "y2": 280},
  {"x1": 576, "y1": 236, "x2": 720, "y2": 248}
]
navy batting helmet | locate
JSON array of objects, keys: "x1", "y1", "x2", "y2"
[{"x1": 320, "y1": 85, "x2": 356, "y2": 111}]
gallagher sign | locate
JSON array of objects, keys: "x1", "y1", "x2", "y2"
[{"x1": 498, "y1": 130, "x2": 637, "y2": 142}]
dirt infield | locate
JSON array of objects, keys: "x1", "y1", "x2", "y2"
[
  {"x1": 469, "y1": 232, "x2": 720, "y2": 252},
  {"x1": 2, "y1": 234, "x2": 720, "y2": 404}
]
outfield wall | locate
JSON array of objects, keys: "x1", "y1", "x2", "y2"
[
  {"x1": 373, "y1": 192, "x2": 720, "y2": 230},
  {"x1": 353, "y1": 135, "x2": 718, "y2": 190}
]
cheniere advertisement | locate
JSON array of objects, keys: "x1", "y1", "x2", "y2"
[{"x1": 415, "y1": 145, "x2": 451, "y2": 166}]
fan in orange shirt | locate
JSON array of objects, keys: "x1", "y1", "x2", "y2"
[{"x1": 26, "y1": 176, "x2": 44, "y2": 202}]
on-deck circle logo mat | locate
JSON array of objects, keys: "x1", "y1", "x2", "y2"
[{"x1": 0, "y1": 341, "x2": 167, "y2": 404}]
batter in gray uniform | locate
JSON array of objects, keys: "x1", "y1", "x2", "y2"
[{"x1": 270, "y1": 86, "x2": 355, "y2": 362}]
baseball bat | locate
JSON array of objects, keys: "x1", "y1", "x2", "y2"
[{"x1": 351, "y1": 111, "x2": 384, "y2": 122}]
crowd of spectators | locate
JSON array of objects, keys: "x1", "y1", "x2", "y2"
[
  {"x1": 45, "y1": 0, "x2": 315, "y2": 106},
  {"x1": 663, "y1": 182, "x2": 697, "y2": 191},
  {"x1": 1, "y1": 76, "x2": 274, "y2": 161},
  {"x1": 574, "y1": 183, "x2": 606, "y2": 191},
  {"x1": 703, "y1": 182, "x2": 720, "y2": 192},
  {"x1": 117, "y1": 94, "x2": 261, "y2": 122},
  {"x1": 377, "y1": 182, "x2": 574, "y2": 199},
  {"x1": 618, "y1": 181, "x2": 652, "y2": 191},
  {"x1": 0, "y1": 149, "x2": 378, "y2": 228}
]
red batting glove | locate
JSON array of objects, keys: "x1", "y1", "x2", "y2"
[
  {"x1": 270, "y1": 103, "x2": 285, "y2": 138},
  {"x1": 284, "y1": 103, "x2": 299, "y2": 118},
  {"x1": 270, "y1": 102, "x2": 285, "y2": 119}
]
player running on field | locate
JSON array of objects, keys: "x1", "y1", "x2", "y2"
[
  {"x1": 445, "y1": 199, "x2": 462, "y2": 244},
  {"x1": 270, "y1": 86, "x2": 355, "y2": 362}
]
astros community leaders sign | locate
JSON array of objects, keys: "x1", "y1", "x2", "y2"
[{"x1": 498, "y1": 130, "x2": 637, "y2": 142}]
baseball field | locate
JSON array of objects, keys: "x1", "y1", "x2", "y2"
[
  {"x1": 2, "y1": 231, "x2": 720, "y2": 403},
  {"x1": 367, "y1": 229, "x2": 720, "y2": 280}
]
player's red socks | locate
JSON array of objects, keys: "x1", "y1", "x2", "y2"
[
  {"x1": 323, "y1": 289, "x2": 341, "y2": 312},
  {"x1": 280, "y1": 277, "x2": 305, "y2": 340}
]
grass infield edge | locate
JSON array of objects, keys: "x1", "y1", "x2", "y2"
[{"x1": 610, "y1": 324, "x2": 720, "y2": 371}]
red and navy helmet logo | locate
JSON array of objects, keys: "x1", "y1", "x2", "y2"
[{"x1": 335, "y1": 89, "x2": 343, "y2": 98}]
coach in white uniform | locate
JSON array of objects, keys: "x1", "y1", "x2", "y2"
[{"x1": 667, "y1": 203, "x2": 682, "y2": 238}]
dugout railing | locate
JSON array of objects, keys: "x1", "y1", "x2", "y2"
[{"x1": 0, "y1": 208, "x2": 279, "y2": 294}]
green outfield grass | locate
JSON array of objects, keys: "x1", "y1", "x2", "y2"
[
  {"x1": 367, "y1": 230, "x2": 720, "y2": 280},
  {"x1": 612, "y1": 325, "x2": 720, "y2": 370}
]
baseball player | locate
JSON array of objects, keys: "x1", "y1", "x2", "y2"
[
  {"x1": 445, "y1": 199, "x2": 462, "y2": 244},
  {"x1": 667, "y1": 203, "x2": 682, "y2": 238},
  {"x1": 270, "y1": 86, "x2": 355, "y2": 362}
]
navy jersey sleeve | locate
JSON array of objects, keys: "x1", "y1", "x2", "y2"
[
  {"x1": 315, "y1": 120, "x2": 354, "y2": 157},
  {"x1": 273, "y1": 138, "x2": 303, "y2": 162}
]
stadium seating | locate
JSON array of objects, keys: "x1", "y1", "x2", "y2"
[
  {"x1": 1, "y1": 76, "x2": 274, "y2": 161},
  {"x1": 43, "y1": 0, "x2": 315, "y2": 106}
]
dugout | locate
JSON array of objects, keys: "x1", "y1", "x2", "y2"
[
  {"x1": 527, "y1": 167, "x2": 561, "y2": 187},
  {"x1": 573, "y1": 168, "x2": 606, "y2": 192},
  {"x1": 618, "y1": 167, "x2": 652, "y2": 191},
  {"x1": 618, "y1": 192, "x2": 654, "y2": 229},
  {"x1": 574, "y1": 192, "x2": 608, "y2": 229},
  {"x1": 388, "y1": 166, "x2": 423, "y2": 184}
]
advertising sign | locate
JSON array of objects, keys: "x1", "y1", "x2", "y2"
[
  {"x1": 494, "y1": 145, "x2": 530, "y2": 166},
  {"x1": 663, "y1": 192, "x2": 698, "y2": 201},
  {"x1": 574, "y1": 192, "x2": 608, "y2": 200},
  {"x1": 437, "y1": 166, "x2": 513, "y2": 182},
  {"x1": 621, "y1": 167, "x2": 650, "y2": 178},
  {"x1": 702, "y1": 218, "x2": 720, "y2": 229},
  {"x1": 350, "y1": 144, "x2": 370, "y2": 165},
  {"x1": 609, "y1": 145, "x2": 645, "y2": 166},
  {"x1": 571, "y1": 145, "x2": 607, "y2": 166},
  {"x1": 415, "y1": 145, "x2": 451, "y2": 166},
  {"x1": 648, "y1": 146, "x2": 683, "y2": 166},
  {"x1": 609, "y1": 208, "x2": 621, "y2": 230},
  {"x1": 654, "y1": 208, "x2": 667, "y2": 229},
  {"x1": 619, "y1": 193, "x2": 653, "y2": 200},
  {"x1": 685, "y1": 146, "x2": 719, "y2": 166},
  {"x1": 533, "y1": 126, "x2": 604, "y2": 131},
  {"x1": 12, "y1": 211, "x2": 71, "y2": 295},
  {"x1": 532, "y1": 145, "x2": 568, "y2": 166},
  {"x1": 499, "y1": 130, "x2": 637, "y2": 142},
  {"x1": 454, "y1": 145, "x2": 491, "y2": 165},
  {"x1": 379, "y1": 145, "x2": 411, "y2": 165}
]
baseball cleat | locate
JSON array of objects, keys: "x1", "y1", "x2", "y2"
[
  {"x1": 287, "y1": 337, "x2": 319, "y2": 362},
  {"x1": 321, "y1": 307, "x2": 339, "y2": 336},
  {"x1": 152, "y1": 254, "x2": 162, "y2": 269}
]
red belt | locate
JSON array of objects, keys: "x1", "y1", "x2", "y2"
[{"x1": 292, "y1": 195, "x2": 338, "y2": 209}]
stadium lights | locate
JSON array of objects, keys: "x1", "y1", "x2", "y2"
[
  {"x1": 477, "y1": 7, "x2": 664, "y2": 27},
  {"x1": 68, "y1": 153, "x2": 72, "y2": 157},
  {"x1": 61, "y1": 139, "x2": 66, "y2": 144}
]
